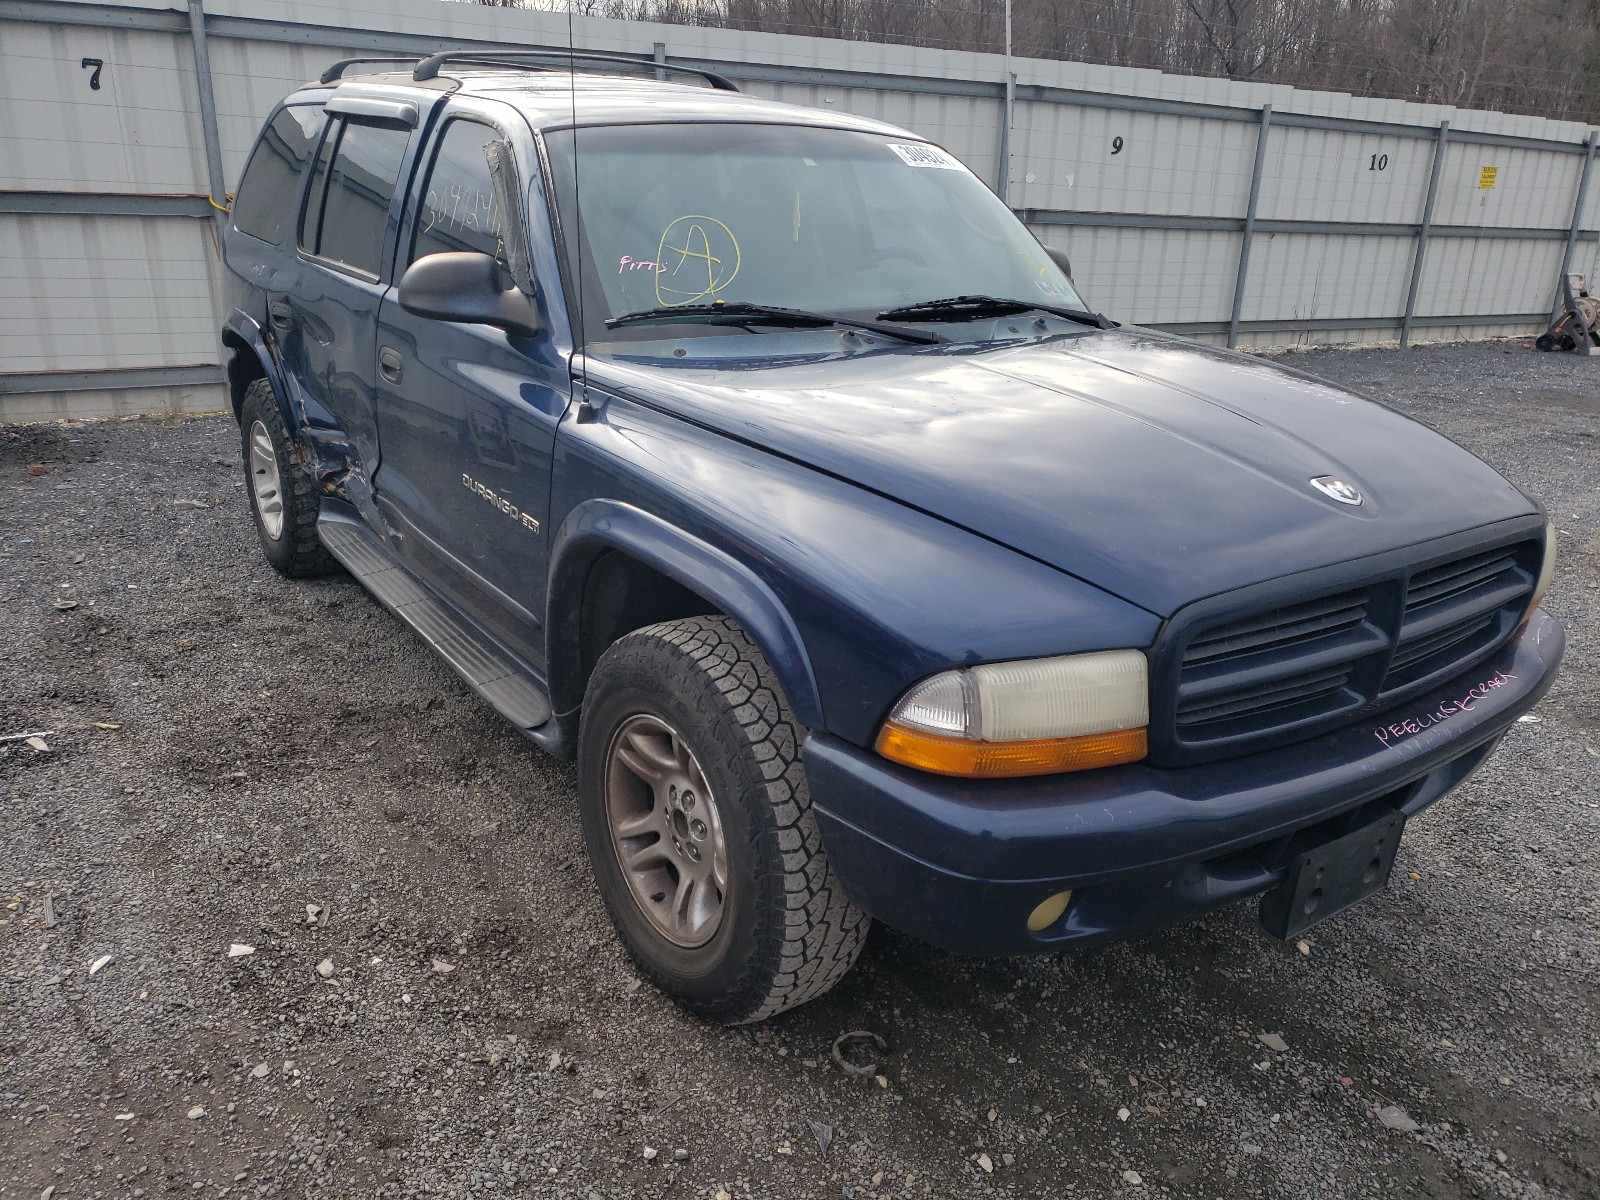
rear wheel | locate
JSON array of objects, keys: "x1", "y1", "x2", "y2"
[
  {"x1": 578, "y1": 615, "x2": 869, "y2": 1024},
  {"x1": 239, "y1": 379, "x2": 334, "y2": 578}
]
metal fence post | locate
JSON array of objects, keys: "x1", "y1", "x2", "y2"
[
  {"x1": 653, "y1": 41, "x2": 666, "y2": 81},
  {"x1": 1227, "y1": 103, "x2": 1272, "y2": 349},
  {"x1": 1401, "y1": 120, "x2": 1450, "y2": 349},
  {"x1": 997, "y1": 72, "x2": 1015, "y2": 202},
  {"x1": 186, "y1": 0, "x2": 227, "y2": 235},
  {"x1": 1548, "y1": 131, "x2": 1600, "y2": 321},
  {"x1": 996, "y1": 0, "x2": 1013, "y2": 202}
]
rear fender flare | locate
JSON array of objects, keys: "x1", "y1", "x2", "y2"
[
  {"x1": 221, "y1": 309, "x2": 297, "y2": 433},
  {"x1": 546, "y1": 499, "x2": 824, "y2": 730}
]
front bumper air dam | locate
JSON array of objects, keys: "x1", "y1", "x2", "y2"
[{"x1": 805, "y1": 609, "x2": 1565, "y2": 956}]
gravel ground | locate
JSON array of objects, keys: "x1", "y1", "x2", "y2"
[{"x1": 1, "y1": 341, "x2": 1596, "y2": 1200}]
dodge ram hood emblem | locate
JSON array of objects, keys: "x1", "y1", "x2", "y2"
[{"x1": 1310, "y1": 475, "x2": 1363, "y2": 506}]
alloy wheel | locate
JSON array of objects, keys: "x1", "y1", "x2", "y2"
[{"x1": 603, "y1": 712, "x2": 729, "y2": 948}]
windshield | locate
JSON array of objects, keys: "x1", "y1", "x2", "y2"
[{"x1": 544, "y1": 123, "x2": 1085, "y2": 346}]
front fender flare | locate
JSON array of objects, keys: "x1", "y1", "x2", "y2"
[{"x1": 546, "y1": 499, "x2": 824, "y2": 730}]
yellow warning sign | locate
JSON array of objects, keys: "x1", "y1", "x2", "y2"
[{"x1": 1478, "y1": 165, "x2": 1499, "y2": 189}]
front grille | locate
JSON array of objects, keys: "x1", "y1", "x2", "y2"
[
  {"x1": 1380, "y1": 547, "x2": 1532, "y2": 693},
  {"x1": 1385, "y1": 614, "x2": 1494, "y2": 677},
  {"x1": 1156, "y1": 534, "x2": 1539, "y2": 764},
  {"x1": 1404, "y1": 548, "x2": 1519, "y2": 608},
  {"x1": 1182, "y1": 591, "x2": 1369, "y2": 665},
  {"x1": 1174, "y1": 590, "x2": 1377, "y2": 739},
  {"x1": 1176, "y1": 664, "x2": 1353, "y2": 729}
]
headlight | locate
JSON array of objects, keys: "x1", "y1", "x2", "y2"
[
  {"x1": 874, "y1": 649, "x2": 1149, "y2": 778},
  {"x1": 1518, "y1": 522, "x2": 1557, "y2": 631},
  {"x1": 1530, "y1": 523, "x2": 1557, "y2": 612}
]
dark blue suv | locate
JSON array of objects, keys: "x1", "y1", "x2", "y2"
[{"x1": 221, "y1": 51, "x2": 1564, "y2": 1023}]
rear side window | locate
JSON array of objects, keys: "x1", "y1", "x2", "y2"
[
  {"x1": 298, "y1": 120, "x2": 411, "y2": 278},
  {"x1": 232, "y1": 106, "x2": 324, "y2": 245},
  {"x1": 410, "y1": 119, "x2": 505, "y2": 264}
]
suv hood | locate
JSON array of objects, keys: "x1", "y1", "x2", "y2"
[{"x1": 588, "y1": 329, "x2": 1535, "y2": 616}]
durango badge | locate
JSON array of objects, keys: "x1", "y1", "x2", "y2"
[
  {"x1": 1310, "y1": 475, "x2": 1363, "y2": 505},
  {"x1": 462, "y1": 473, "x2": 540, "y2": 534}
]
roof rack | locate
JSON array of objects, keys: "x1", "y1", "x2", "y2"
[
  {"x1": 411, "y1": 48, "x2": 740, "y2": 92},
  {"x1": 319, "y1": 57, "x2": 430, "y2": 84}
]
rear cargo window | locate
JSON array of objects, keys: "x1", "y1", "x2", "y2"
[
  {"x1": 299, "y1": 120, "x2": 411, "y2": 278},
  {"x1": 232, "y1": 106, "x2": 324, "y2": 246}
]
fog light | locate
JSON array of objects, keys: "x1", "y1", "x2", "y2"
[{"x1": 1026, "y1": 889, "x2": 1073, "y2": 933}]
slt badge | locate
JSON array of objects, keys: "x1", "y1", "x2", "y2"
[{"x1": 1310, "y1": 475, "x2": 1363, "y2": 506}]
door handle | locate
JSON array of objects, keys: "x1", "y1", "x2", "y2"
[
  {"x1": 268, "y1": 299, "x2": 293, "y2": 330},
  {"x1": 378, "y1": 346, "x2": 403, "y2": 385}
]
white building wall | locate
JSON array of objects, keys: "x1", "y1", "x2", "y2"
[
  {"x1": 0, "y1": 20, "x2": 209, "y2": 193},
  {"x1": 2, "y1": 0, "x2": 1598, "y2": 418},
  {"x1": 0, "y1": 212, "x2": 218, "y2": 368}
]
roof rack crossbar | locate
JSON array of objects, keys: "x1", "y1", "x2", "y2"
[
  {"x1": 410, "y1": 48, "x2": 739, "y2": 92},
  {"x1": 320, "y1": 57, "x2": 425, "y2": 84}
]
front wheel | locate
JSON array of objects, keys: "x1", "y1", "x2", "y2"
[{"x1": 577, "y1": 615, "x2": 869, "y2": 1024}]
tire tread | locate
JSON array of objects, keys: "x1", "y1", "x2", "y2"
[
  {"x1": 241, "y1": 379, "x2": 337, "y2": 578},
  {"x1": 593, "y1": 615, "x2": 869, "y2": 1023}
]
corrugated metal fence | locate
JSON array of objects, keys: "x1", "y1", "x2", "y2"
[{"x1": 5, "y1": 0, "x2": 1600, "y2": 420}]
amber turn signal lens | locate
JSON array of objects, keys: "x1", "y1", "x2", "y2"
[{"x1": 875, "y1": 723, "x2": 1147, "y2": 778}]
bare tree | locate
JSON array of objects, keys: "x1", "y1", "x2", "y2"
[{"x1": 463, "y1": 0, "x2": 1600, "y2": 121}]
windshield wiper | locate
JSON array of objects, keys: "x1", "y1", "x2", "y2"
[
  {"x1": 877, "y1": 294, "x2": 1114, "y2": 329},
  {"x1": 604, "y1": 301, "x2": 946, "y2": 345}
]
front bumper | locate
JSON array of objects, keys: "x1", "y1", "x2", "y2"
[{"x1": 806, "y1": 609, "x2": 1564, "y2": 955}]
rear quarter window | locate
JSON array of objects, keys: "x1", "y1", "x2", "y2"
[
  {"x1": 232, "y1": 106, "x2": 324, "y2": 246},
  {"x1": 299, "y1": 120, "x2": 412, "y2": 278}
]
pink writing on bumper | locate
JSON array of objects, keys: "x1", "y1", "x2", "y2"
[{"x1": 1373, "y1": 671, "x2": 1517, "y2": 747}]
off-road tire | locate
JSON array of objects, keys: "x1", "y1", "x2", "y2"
[
  {"x1": 577, "y1": 615, "x2": 870, "y2": 1024},
  {"x1": 239, "y1": 379, "x2": 335, "y2": 578}
]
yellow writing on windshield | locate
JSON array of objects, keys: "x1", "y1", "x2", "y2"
[
  {"x1": 1016, "y1": 249, "x2": 1047, "y2": 281},
  {"x1": 655, "y1": 215, "x2": 741, "y2": 306}
]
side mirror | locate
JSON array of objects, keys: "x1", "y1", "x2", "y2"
[
  {"x1": 1045, "y1": 246, "x2": 1073, "y2": 282},
  {"x1": 398, "y1": 251, "x2": 540, "y2": 338}
]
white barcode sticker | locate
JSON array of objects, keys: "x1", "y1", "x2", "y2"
[{"x1": 887, "y1": 142, "x2": 962, "y2": 170}]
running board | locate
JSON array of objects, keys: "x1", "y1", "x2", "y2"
[{"x1": 318, "y1": 513, "x2": 553, "y2": 731}]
